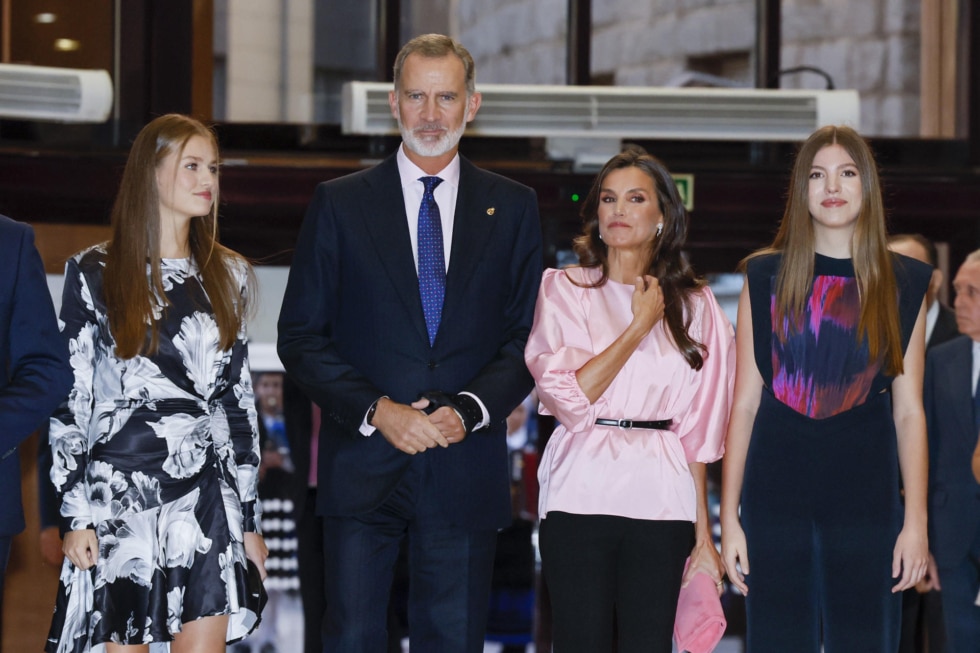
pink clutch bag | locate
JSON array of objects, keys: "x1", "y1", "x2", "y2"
[{"x1": 674, "y1": 558, "x2": 727, "y2": 653}]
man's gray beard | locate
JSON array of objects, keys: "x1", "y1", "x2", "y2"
[{"x1": 399, "y1": 120, "x2": 466, "y2": 158}]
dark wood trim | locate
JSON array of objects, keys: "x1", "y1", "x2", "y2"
[
  {"x1": 147, "y1": 0, "x2": 193, "y2": 117},
  {"x1": 377, "y1": 0, "x2": 400, "y2": 83},
  {"x1": 191, "y1": 0, "x2": 213, "y2": 120},
  {"x1": 566, "y1": 0, "x2": 591, "y2": 85},
  {"x1": 1, "y1": 0, "x2": 10, "y2": 62},
  {"x1": 756, "y1": 0, "x2": 780, "y2": 88},
  {"x1": 116, "y1": 0, "x2": 151, "y2": 142},
  {"x1": 967, "y1": 0, "x2": 980, "y2": 165},
  {"x1": 116, "y1": 0, "x2": 199, "y2": 142}
]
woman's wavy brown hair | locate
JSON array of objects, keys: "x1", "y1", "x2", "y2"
[
  {"x1": 572, "y1": 144, "x2": 706, "y2": 370},
  {"x1": 745, "y1": 124, "x2": 903, "y2": 375},
  {"x1": 103, "y1": 113, "x2": 253, "y2": 359}
]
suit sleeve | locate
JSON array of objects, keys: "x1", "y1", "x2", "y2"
[
  {"x1": 0, "y1": 224, "x2": 72, "y2": 456},
  {"x1": 456, "y1": 186, "x2": 543, "y2": 426},
  {"x1": 277, "y1": 183, "x2": 386, "y2": 432}
]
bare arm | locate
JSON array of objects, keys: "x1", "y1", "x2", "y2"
[
  {"x1": 575, "y1": 276, "x2": 663, "y2": 403},
  {"x1": 720, "y1": 282, "x2": 764, "y2": 595},
  {"x1": 890, "y1": 298, "x2": 930, "y2": 592},
  {"x1": 684, "y1": 462, "x2": 725, "y2": 590}
]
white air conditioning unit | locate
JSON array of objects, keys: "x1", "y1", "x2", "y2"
[
  {"x1": 342, "y1": 82, "x2": 859, "y2": 143},
  {"x1": 0, "y1": 63, "x2": 113, "y2": 123}
]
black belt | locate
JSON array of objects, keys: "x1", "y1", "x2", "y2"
[{"x1": 595, "y1": 418, "x2": 672, "y2": 430}]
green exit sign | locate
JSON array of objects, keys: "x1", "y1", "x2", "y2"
[{"x1": 673, "y1": 174, "x2": 694, "y2": 212}]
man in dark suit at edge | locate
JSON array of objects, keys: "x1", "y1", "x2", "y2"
[
  {"x1": 923, "y1": 249, "x2": 980, "y2": 653},
  {"x1": 890, "y1": 234, "x2": 959, "y2": 351},
  {"x1": 889, "y1": 234, "x2": 959, "y2": 653},
  {"x1": 0, "y1": 214, "x2": 72, "y2": 640},
  {"x1": 277, "y1": 33, "x2": 543, "y2": 653}
]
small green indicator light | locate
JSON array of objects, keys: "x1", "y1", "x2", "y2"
[{"x1": 571, "y1": 193, "x2": 580, "y2": 202}]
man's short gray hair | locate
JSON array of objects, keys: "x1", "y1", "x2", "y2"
[{"x1": 392, "y1": 34, "x2": 476, "y2": 96}]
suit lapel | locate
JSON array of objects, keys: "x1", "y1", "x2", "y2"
[
  {"x1": 361, "y1": 156, "x2": 429, "y2": 344},
  {"x1": 442, "y1": 158, "x2": 500, "y2": 328}
]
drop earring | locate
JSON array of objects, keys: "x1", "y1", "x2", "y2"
[{"x1": 656, "y1": 223, "x2": 663, "y2": 237}]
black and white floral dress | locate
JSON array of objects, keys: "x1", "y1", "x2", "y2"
[{"x1": 46, "y1": 245, "x2": 263, "y2": 653}]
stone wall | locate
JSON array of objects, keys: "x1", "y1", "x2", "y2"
[{"x1": 455, "y1": 0, "x2": 921, "y2": 136}]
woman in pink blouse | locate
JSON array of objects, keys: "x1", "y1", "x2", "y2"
[{"x1": 525, "y1": 145, "x2": 735, "y2": 652}]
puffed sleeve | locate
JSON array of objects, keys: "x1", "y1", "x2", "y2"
[
  {"x1": 524, "y1": 269, "x2": 610, "y2": 432},
  {"x1": 221, "y1": 262, "x2": 262, "y2": 533},
  {"x1": 49, "y1": 256, "x2": 98, "y2": 534},
  {"x1": 673, "y1": 288, "x2": 735, "y2": 464}
]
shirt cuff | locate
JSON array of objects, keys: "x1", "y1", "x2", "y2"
[
  {"x1": 359, "y1": 396, "x2": 388, "y2": 436},
  {"x1": 458, "y1": 391, "x2": 489, "y2": 429}
]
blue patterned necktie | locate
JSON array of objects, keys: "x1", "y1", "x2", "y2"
[{"x1": 417, "y1": 176, "x2": 445, "y2": 346}]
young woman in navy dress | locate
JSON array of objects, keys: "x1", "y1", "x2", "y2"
[{"x1": 721, "y1": 125, "x2": 931, "y2": 651}]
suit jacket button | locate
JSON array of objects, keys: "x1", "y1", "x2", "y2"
[{"x1": 428, "y1": 360, "x2": 438, "y2": 370}]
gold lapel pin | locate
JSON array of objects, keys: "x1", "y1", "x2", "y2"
[{"x1": 486, "y1": 207, "x2": 495, "y2": 216}]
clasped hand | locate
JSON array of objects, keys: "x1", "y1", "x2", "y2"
[{"x1": 373, "y1": 396, "x2": 465, "y2": 455}]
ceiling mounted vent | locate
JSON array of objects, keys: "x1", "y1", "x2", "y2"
[
  {"x1": 0, "y1": 63, "x2": 113, "y2": 123},
  {"x1": 342, "y1": 82, "x2": 859, "y2": 142}
]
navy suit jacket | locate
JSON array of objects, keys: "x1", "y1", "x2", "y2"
[
  {"x1": 277, "y1": 153, "x2": 543, "y2": 531},
  {"x1": 924, "y1": 334, "x2": 980, "y2": 568},
  {"x1": 927, "y1": 303, "x2": 958, "y2": 350},
  {"x1": 0, "y1": 215, "x2": 72, "y2": 536}
]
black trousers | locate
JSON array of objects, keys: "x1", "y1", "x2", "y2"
[{"x1": 539, "y1": 511, "x2": 693, "y2": 653}]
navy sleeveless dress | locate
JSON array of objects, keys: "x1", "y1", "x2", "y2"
[{"x1": 740, "y1": 252, "x2": 930, "y2": 652}]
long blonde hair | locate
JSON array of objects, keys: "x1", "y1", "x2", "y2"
[
  {"x1": 747, "y1": 125, "x2": 903, "y2": 375},
  {"x1": 104, "y1": 113, "x2": 253, "y2": 358}
]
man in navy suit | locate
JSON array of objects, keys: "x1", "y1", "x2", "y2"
[
  {"x1": 924, "y1": 249, "x2": 980, "y2": 653},
  {"x1": 0, "y1": 215, "x2": 72, "y2": 634},
  {"x1": 278, "y1": 34, "x2": 542, "y2": 652}
]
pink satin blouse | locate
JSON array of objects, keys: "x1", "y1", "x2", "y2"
[{"x1": 525, "y1": 267, "x2": 735, "y2": 522}]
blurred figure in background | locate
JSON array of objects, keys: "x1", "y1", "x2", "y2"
[{"x1": 923, "y1": 250, "x2": 980, "y2": 653}]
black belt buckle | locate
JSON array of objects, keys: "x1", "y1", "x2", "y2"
[{"x1": 596, "y1": 417, "x2": 672, "y2": 430}]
